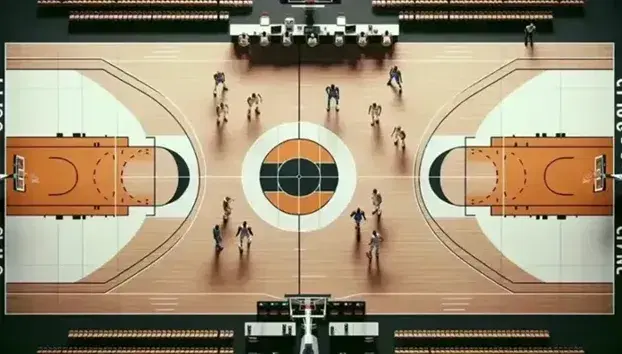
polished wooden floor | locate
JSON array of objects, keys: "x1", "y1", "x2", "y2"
[{"x1": 5, "y1": 43, "x2": 614, "y2": 314}]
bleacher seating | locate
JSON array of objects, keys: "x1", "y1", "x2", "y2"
[
  {"x1": 38, "y1": 0, "x2": 251, "y2": 8},
  {"x1": 68, "y1": 10, "x2": 229, "y2": 22},
  {"x1": 394, "y1": 330, "x2": 550, "y2": 339},
  {"x1": 372, "y1": 0, "x2": 584, "y2": 10},
  {"x1": 394, "y1": 330, "x2": 554, "y2": 349},
  {"x1": 64, "y1": 329, "x2": 234, "y2": 350},
  {"x1": 398, "y1": 10, "x2": 553, "y2": 22},
  {"x1": 38, "y1": 348, "x2": 234, "y2": 354},
  {"x1": 395, "y1": 349, "x2": 584, "y2": 354},
  {"x1": 39, "y1": 0, "x2": 249, "y2": 27},
  {"x1": 68, "y1": 329, "x2": 234, "y2": 339}
]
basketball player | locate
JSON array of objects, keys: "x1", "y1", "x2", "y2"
[
  {"x1": 213, "y1": 224, "x2": 223, "y2": 252},
  {"x1": 368, "y1": 103, "x2": 382, "y2": 126},
  {"x1": 326, "y1": 84, "x2": 340, "y2": 112},
  {"x1": 236, "y1": 221, "x2": 254, "y2": 254},
  {"x1": 371, "y1": 189, "x2": 383, "y2": 217},
  {"x1": 350, "y1": 207, "x2": 367, "y2": 230},
  {"x1": 247, "y1": 93, "x2": 263, "y2": 120},
  {"x1": 213, "y1": 71, "x2": 228, "y2": 98},
  {"x1": 387, "y1": 66, "x2": 403, "y2": 94},
  {"x1": 391, "y1": 126, "x2": 406, "y2": 150},
  {"x1": 222, "y1": 196, "x2": 233, "y2": 222},
  {"x1": 216, "y1": 101, "x2": 229, "y2": 125},
  {"x1": 366, "y1": 230, "x2": 384, "y2": 260},
  {"x1": 524, "y1": 23, "x2": 536, "y2": 47},
  {"x1": 605, "y1": 173, "x2": 622, "y2": 181}
]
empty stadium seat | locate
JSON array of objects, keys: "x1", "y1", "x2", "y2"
[
  {"x1": 398, "y1": 10, "x2": 552, "y2": 22},
  {"x1": 39, "y1": 0, "x2": 221, "y2": 7},
  {"x1": 427, "y1": 348, "x2": 584, "y2": 354},
  {"x1": 394, "y1": 330, "x2": 553, "y2": 349},
  {"x1": 68, "y1": 329, "x2": 235, "y2": 339},
  {"x1": 38, "y1": 349, "x2": 230, "y2": 354},
  {"x1": 372, "y1": 0, "x2": 584, "y2": 10},
  {"x1": 394, "y1": 330, "x2": 551, "y2": 339},
  {"x1": 68, "y1": 10, "x2": 226, "y2": 21}
]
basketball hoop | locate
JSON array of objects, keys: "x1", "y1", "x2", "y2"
[
  {"x1": 306, "y1": 0, "x2": 315, "y2": 3},
  {"x1": 581, "y1": 171, "x2": 596, "y2": 184}
]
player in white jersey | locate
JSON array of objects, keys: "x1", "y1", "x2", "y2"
[
  {"x1": 216, "y1": 102, "x2": 229, "y2": 125},
  {"x1": 368, "y1": 103, "x2": 382, "y2": 126},
  {"x1": 605, "y1": 173, "x2": 622, "y2": 181},
  {"x1": 247, "y1": 93, "x2": 263, "y2": 120},
  {"x1": 366, "y1": 230, "x2": 384, "y2": 260},
  {"x1": 371, "y1": 189, "x2": 383, "y2": 217},
  {"x1": 222, "y1": 196, "x2": 233, "y2": 222},
  {"x1": 236, "y1": 221, "x2": 254, "y2": 254},
  {"x1": 391, "y1": 125, "x2": 406, "y2": 150}
]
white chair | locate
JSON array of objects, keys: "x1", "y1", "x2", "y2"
[
  {"x1": 259, "y1": 12, "x2": 270, "y2": 26},
  {"x1": 336, "y1": 14, "x2": 346, "y2": 26}
]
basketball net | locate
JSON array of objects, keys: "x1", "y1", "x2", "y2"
[{"x1": 581, "y1": 170, "x2": 600, "y2": 184}]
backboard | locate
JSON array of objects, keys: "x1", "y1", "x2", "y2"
[
  {"x1": 285, "y1": 295, "x2": 329, "y2": 319},
  {"x1": 594, "y1": 155, "x2": 606, "y2": 192},
  {"x1": 13, "y1": 154, "x2": 26, "y2": 192}
]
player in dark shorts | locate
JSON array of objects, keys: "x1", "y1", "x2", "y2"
[
  {"x1": 350, "y1": 207, "x2": 367, "y2": 230},
  {"x1": 387, "y1": 66, "x2": 403, "y2": 94},
  {"x1": 326, "y1": 84, "x2": 340, "y2": 112},
  {"x1": 213, "y1": 224, "x2": 223, "y2": 252}
]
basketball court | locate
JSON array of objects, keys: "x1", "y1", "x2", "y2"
[{"x1": 3, "y1": 42, "x2": 614, "y2": 314}]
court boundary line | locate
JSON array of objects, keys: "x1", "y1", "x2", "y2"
[
  {"x1": 3, "y1": 43, "x2": 616, "y2": 315},
  {"x1": 7, "y1": 291, "x2": 611, "y2": 296}
]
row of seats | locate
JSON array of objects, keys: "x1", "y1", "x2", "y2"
[
  {"x1": 38, "y1": 0, "x2": 251, "y2": 7},
  {"x1": 395, "y1": 349, "x2": 584, "y2": 354},
  {"x1": 398, "y1": 10, "x2": 553, "y2": 21},
  {"x1": 68, "y1": 10, "x2": 230, "y2": 21},
  {"x1": 395, "y1": 330, "x2": 550, "y2": 339},
  {"x1": 39, "y1": 349, "x2": 234, "y2": 354},
  {"x1": 68, "y1": 330, "x2": 234, "y2": 339},
  {"x1": 373, "y1": 0, "x2": 583, "y2": 8}
]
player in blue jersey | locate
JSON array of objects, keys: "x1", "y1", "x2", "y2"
[
  {"x1": 326, "y1": 84, "x2": 340, "y2": 112},
  {"x1": 387, "y1": 66, "x2": 403, "y2": 94},
  {"x1": 350, "y1": 207, "x2": 367, "y2": 231}
]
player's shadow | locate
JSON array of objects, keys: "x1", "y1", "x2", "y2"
[
  {"x1": 208, "y1": 223, "x2": 229, "y2": 285},
  {"x1": 246, "y1": 115, "x2": 262, "y2": 139},
  {"x1": 237, "y1": 250, "x2": 251, "y2": 280},
  {"x1": 372, "y1": 124, "x2": 384, "y2": 152},
  {"x1": 213, "y1": 121, "x2": 227, "y2": 154},
  {"x1": 375, "y1": 215, "x2": 384, "y2": 233},
  {"x1": 324, "y1": 110, "x2": 341, "y2": 135},
  {"x1": 352, "y1": 228, "x2": 362, "y2": 261},
  {"x1": 390, "y1": 85, "x2": 404, "y2": 104},
  {"x1": 525, "y1": 44, "x2": 537, "y2": 57},
  {"x1": 367, "y1": 258, "x2": 382, "y2": 288},
  {"x1": 394, "y1": 147, "x2": 412, "y2": 175}
]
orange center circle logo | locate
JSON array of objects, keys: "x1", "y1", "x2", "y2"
[{"x1": 259, "y1": 139, "x2": 339, "y2": 215}]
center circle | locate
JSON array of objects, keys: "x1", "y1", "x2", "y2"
[
  {"x1": 278, "y1": 158, "x2": 321, "y2": 197},
  {"x1": 259, "y1": 138, "x2": 339, "y2": 216},
  {"x1": 241, "y1": 122, "x2": 358, "y2": 232}
]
